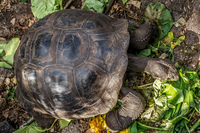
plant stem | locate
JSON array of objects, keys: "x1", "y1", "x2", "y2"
[
  {"x1": 189, "y1": 119, "x2": 200, "y2": 133},
  {"x1": 60, "y1": 0, "x2": 63, "y2": 10},
  {"x1": 189, "y1": 109, "x2": 195, "y2": 121},
  {"x1": 104, "y1": 0, "x2": 115, "y2": 14},
  {"x1": 23, "y1": 117, "x2": 34, "y2": 126},
  {"x1": 0, "y1": 57, "x2": 13, "y2": 68},
  {"x1": 137, "y1": 82, "x2": 153, "y2": 89},
  {"x1": 64, "y1": 0, "x2": 74, "y2": 9},
  {"x1": 137, "y1": 122, "x2": 168, "y2": 130}
]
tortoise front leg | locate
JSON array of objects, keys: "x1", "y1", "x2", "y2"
[
  {"x1": 105, "y1": 87, "x2": 145, "y2": 132},
  {"x1": 128, "y1": 54, "x2": 179, "y2": 81}
]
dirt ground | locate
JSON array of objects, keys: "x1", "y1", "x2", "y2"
[{"x1": 0, "y1": 0, "x2": 200, "y2": 133}]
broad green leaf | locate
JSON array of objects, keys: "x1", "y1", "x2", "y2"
[
  {"x1": 121, "y1": 0, "x2": 128, "y2": 4},
  {"x1": 0, "y1": 43, "x2": 6, "y2": 56},
  {"x1": 137, "y1": 49, "x2": 151, "y2": 57},
  {"x1": 143, "y1": 2, "x2": 174, "y2": 39},
  {"x1": 31, "y1": 0, "x2": 62, "y2": 20},
  {"x1": 3, "y1": 38, "x2": 20, "y2": 56},
  {"x1": 59, "y1": 119, "x2": 70, "y2": 130},
  {"x1": 141, "y1": 106, "x2": 155, "y2": 119},
  {"x1": 13, "y1": 126, "x2": 29, "y2": 133},
  {"x1": 129, "y1": 121, "x2": 138, "y2": 133},
  {"x1": 13, "y1": 122, "x2": 43, "y2": 133},
  {"x1": 162, "y1": 83, "x2": 184, "y2": 105},
  {"x1": 0, "y1": 62, "x2": 12, "y2": 68},
  {"x1": 0, "y1": 38, "x2": 20, "y2": 68},
  {"x1": 185, "y1": 90, "x2": 195, "y2": 107},
  {"x1": 154, "y1": 95, "x2": 167, "y2": 107},
  {"x1": 137, "y1": 124, "x2": 148, "y2": 132},
  {"x1": 82, "y1": 0, "x2": 110, "y2": 13},
  {"x1": 185, "y1": 71, "x2": 199, "y2": 81}
]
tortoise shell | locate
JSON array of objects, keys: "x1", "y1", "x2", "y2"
[{"x1": 14, "y1": 9, "x2": 129, "y2": 119}]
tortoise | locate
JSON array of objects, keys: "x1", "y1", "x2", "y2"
[{"x1": 14, "y1": 9, "x2": 179, "y2": 132}]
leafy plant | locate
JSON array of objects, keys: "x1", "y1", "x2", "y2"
[
  {"x1": 143, "y1": 2, "x2": 174, "y2": 39},
  {"x1": 128, "y1": 2, "x2": 199, "y2": 133},
  {"x1": 14, "y1": 119, "x2": 58, "y2": 133},
  {"x1": 59, "y1": 119, "x2": 70, "y2": 130},
  {"x1": 0, "y1": 38, "x2": 20, "y2": 68},
  {"x1": 6, "y1": 87, "x2": 16, "y2": 100},
  {"x1": 82, "y1": 0, "x2": 111, "y2": 13},
  {"x1": 31, "y1": 0, "x2": 63, "y2": 20}
]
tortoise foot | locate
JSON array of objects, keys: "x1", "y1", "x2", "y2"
[
  {"x1": 144, "y1": 58, "x2": 179, "y2": 81},
  {"x1": 33, "y1": 115, "x2": 55, "y2": 129},
  {"x1": 129, "y1": 22, "x2": 153, "y2": 50},
  {"x1": 105, "y1": 88, "x2": 145, "y2": 132}
]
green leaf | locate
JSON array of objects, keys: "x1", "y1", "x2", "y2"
[
  {"x1": 164, "y1": 108, "x2": 173, "y2": 119},
  {"x1": 0, "y1": 38, "x2": 20, "y2": 68},
  {"x1": 162, "y1": 83, "x2": 184, "y2": 105},
  {"x1": 13, "y1": 122, "x2": 43, "y2": 133},
  {"x1": 3, "y1": 38, "x2": 20, "y2": 56},
  {"x1": 82, "y1": 0, "x2": 110, "y2": 13},
  {"x1": 31, "y1": 0, "x2": 62, "y2": 20},
  {"x1": 143, "y1": 2, "x2": 174, "y2": 39},
  {"x1": 121, "y1": 0, "x2": 128, "y2": 4},
  {"x1": 14, "y1": 119, "x2": 58, "y2": 133},
  {"x1": 137, "y1": 49, "x2": 151, "y2": 57},
  {"x1": 0, "y1": 62, "x2": 12, "y2": 68},
  {"x1": 59, "y1": 119, "x2": 70, "y2": 130},
  {"x1": 129, "y1": 121, "x2": 138, "y2": 133},
  {"x1": 154, "y1": 95, "x2": 167, "y2": 107},
  {"x1": 185, "y1": 90, "x2": 195, "y2": 107},
  {"x1": 0, "y1": 43, "x2": 6, "y2": 57}
]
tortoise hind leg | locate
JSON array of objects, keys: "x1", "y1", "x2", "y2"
[
  {"x1": 33, "y1": 114, "x2": 55, "y2": 129},
  {"x1": 105, "y1": 87, "x2": 145, "y2": 132},
  {"x1": 128, "y1": 54, "x2": 179, "y2": 81}
]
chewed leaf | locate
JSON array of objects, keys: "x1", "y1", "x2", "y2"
[
  {"x1": 82, "y1": 0, "x2": 111, "y2": 13},
  {"x1": 0, "y1": 38, "x2": 20, "y2": 68},
  {"x1": 31, "y1": 0, "x2": 62, "y2": 19},
  {"x1": 143, "y1": 2, "x2": 174, "y2": 39},
  {"x1": 59, "y1": 119, "x2": 70, "y2": 130},
  {"x1": 0, "y1": 43, "x2": 6, "y2": 57},
  {"x1": 162, "y1": 32, "x2": 174, "y2": 45}
]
